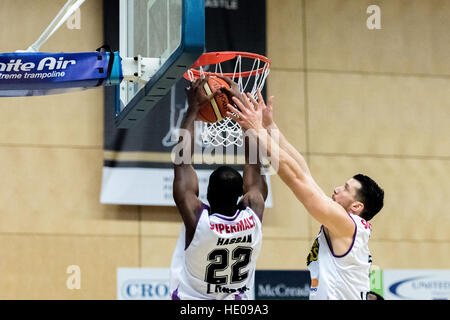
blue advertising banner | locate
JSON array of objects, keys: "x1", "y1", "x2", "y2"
[
  {"x1": 0, "y1": 51, "x2": 114, "y2": 97},
  {"x1": 255, "y1": 270, "x2": 311, "y2": 300}
]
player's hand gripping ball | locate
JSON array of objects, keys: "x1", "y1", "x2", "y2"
[{"x1": 196, "y1": 76, "x2": 231, "y2": 123}]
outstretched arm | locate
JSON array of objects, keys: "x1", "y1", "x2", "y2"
[
  {"x1": 226, "y1": 91, "x2": 354, "y2": 238},
  {"x1": 259, "y1": 92, "x2": 328, "y2": 199},
  {"x1": 219, "y1": 76, "x2": 317, "y2": 190},
  {"x1": 217, "y1": 75, "x2": 268, "y2": 220},
  {"x1": 173, "y1": 76, "x2": 218, "y2": 234},
  {"x1": 240, "y1": 133, "x2": 268, "y2": 221},
  {"x1": 217, "y1": 76, "x2": 268, "y2": 219},
  {"x1": 261, "y1": 94, "x2": 312, "y2": 178}
]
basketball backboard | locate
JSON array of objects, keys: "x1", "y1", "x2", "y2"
[{"x1": 115, "y1": 0, "x2": 205, "y2": 128}]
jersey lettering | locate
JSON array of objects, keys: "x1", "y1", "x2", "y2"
[
  {"x1": 210, "y1": 216, "x2": 255, "y2": 234},
  {"x1": 306, "y1": 238, "x2": 319, "y2": 266},
  {"x1": 361, "y1": 219, "x2": 373, "y2": 231},
  {"x1": 216, "y1": 234, "x2": 252, "y2": 246}
]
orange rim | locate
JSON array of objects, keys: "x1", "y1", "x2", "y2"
[{"x1": 184, "y1": 51, "x2": 271, "y2": 80}]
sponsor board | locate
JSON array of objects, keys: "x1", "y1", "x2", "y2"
[
  {"x1": 370, "y1": 268, "x2": 384, "y2": 297},
  {"x1": 255, "y1": 270, "x2": 310, "y2": 300},
  {"x1": 117, "y1": 267, "x2": 256, "y2": 300},
  {"x1": 117, "y1": 268, "x2": 170, "y2": 300},
  {"x1": 383, "y1": 270, "x2": 450, "y2": 300}
]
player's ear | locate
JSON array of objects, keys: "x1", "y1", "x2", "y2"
[{"x1": 351, "y1": 201, "x2": 364, "y2": 215}]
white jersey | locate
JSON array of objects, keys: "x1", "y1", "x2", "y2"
[
  {"x1": 170, "y1": 203, "x2": 263, "y2": 300},
  {"x1": 307, "y1": 214, "x2": 372, "y2": 300}
]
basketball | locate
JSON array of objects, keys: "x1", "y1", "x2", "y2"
[{"x1": 197, "y1": 76, "x2": 230, "y2": 123}]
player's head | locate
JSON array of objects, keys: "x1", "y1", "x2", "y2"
[
  {"x1": 207, "y1": 166, "x2": 243, "y2": 211},
  {"x1": 332, "y1": 174, "x2": 384, "y2": 221}
]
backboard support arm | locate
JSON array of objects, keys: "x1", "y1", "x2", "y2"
[
  {"x1": 23, "y1": 0, "x2": 86, "y2": 52},
  {"x1": 121, "y1": 56, "x2": 161, "y2": 86}
]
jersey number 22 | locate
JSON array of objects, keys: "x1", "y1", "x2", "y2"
[{"x1": 205, "y1": 247, "x2": 253, "y2": 285}]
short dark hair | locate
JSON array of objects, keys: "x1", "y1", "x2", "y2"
[
  {"x1": 207, "y1": 166, "x2": 243, "y2": 209},
  {"x1": 353, "y1": 174, "x2": 384, "y2": 221}
]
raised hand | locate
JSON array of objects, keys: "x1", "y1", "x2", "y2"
[
  {"x1": 215, "y1": 74, "x2": 241, "y2": 101},
  {"x1": 262, "y1": 93, "x2": 275, "y2": 129},
  {"x1": 226, "y1": 89, "x2": 266, "y2": 132},
  {"x1": 185, "y1": 75, "x2": 220, "y2": 115}
]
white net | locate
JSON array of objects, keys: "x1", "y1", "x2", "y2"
[{"x1": 186, "y1": 53, "x2": 270, "y2": 147}]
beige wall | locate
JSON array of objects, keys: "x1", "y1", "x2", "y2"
[
  {"x1": 266, "y1": 0, "x2": 450, "y2": 272},
  {"x1": 0, "y1": 0, "x2": 448, "y2": 299}
]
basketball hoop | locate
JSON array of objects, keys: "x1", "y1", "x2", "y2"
[{"x1": 184, "y1": 51, "x2": 271, "y2": 148}]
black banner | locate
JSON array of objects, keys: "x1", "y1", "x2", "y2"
[
  {"x1": 0, "y1": 300, "x2": 441, "y2": 318},
  {"x1": 255, "y1": 270, "x2": 311, "y2": 300}
]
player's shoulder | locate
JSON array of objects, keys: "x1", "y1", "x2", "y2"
[
  {"x1": 350, "y1": 214, "x2": 373, "y2": 242},
  {"x1": 191, "y1": 202, "x2": 212, "y2": 226},
  {"x1": 351, "y1": 214, "x2": 373, "y2": 232},
  {"x1": 237, "y1": 201, "x2": 263, "y2": 223}
]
